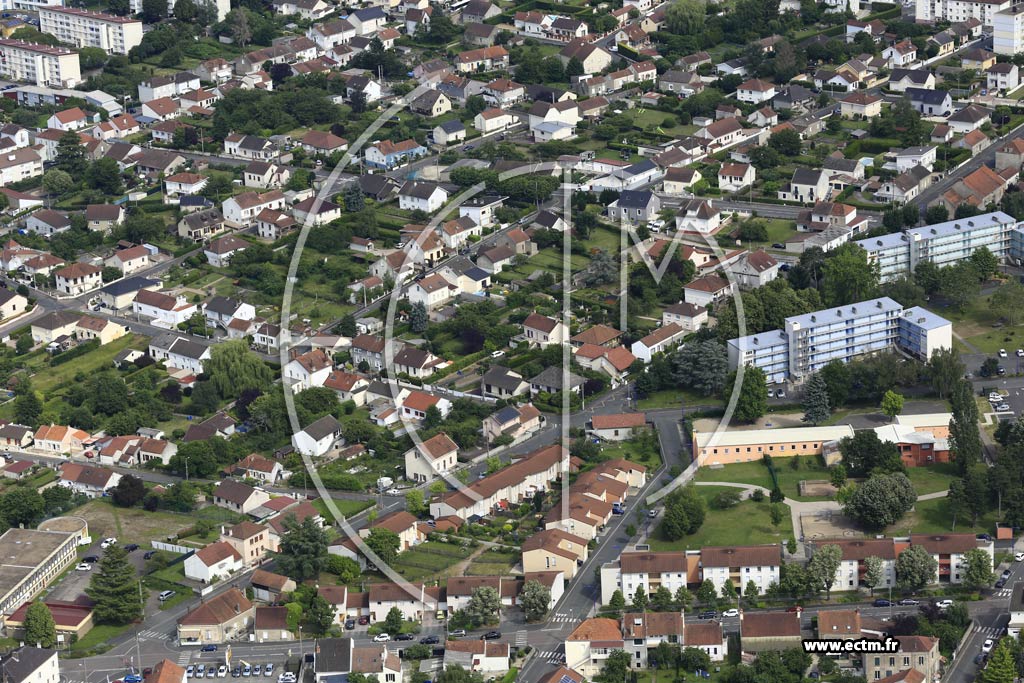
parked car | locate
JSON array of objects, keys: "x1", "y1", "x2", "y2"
[
  {"x1": 187, "y1": 667, "x2": 195, "y2": 679},
  {"x1": 373, "y1": 634, "x2": 391, "y2": 642},
  {"x1": 873, "y1": 599, "x2": 891, "y2": 607},
  {"x1": 1002, "y1": 569, "x2": 1013, "y2": 580},
  {"x1": 449, "y1": 629, "x2": 467, "y2": 637},
  {"x1": 264, "y1": 665, "x2": 274, "y2": 678},
  {"x1": 100, "y1": 537, "x2": 117, "y2": 549},
  {"x1": 996, "y1": 579, "x2": 1006, "y2": 589},
  {"x1": 721, "y1": 608, "x2": 739, "y2": 617},
  {"x1": 201, "y1": 645, "x2": 218, "y2": 653},
  {"x1": 395, "y1": 634, "x2": 415, "y2": 641},
  {"x1": 997, "y1": 403, "x2": 1011, "y2": 412},
  {"x1": 786, "y1": 605, "x2": 803, "y2": 613},
  {"x1": 217, "y1": 667, "x2": 227, "y2": 678},
  {"x1": 1016, "y1": 551, "x2": 1024, "y2": 562},
  {"x1": 143, "y1": 551, "x2": 156, "y2": 560},
  {"x1": 698, "y1": 610, "x2": 717, "y2": 619},
  {"x1": 898, "y1": 598, "x2": 919, "y2": 606},
  {"x1": 76, "y1": 563, "x2": 91, "y2": 571},
  {"x1": 124, "y1": 544, "x2": 139, "y2": 552},
  {"x1": 983, "y1": 638, "x2": 995, "y2": 654},
  {"x1": 358, "y1": 615, "x2": 370, "y2": 625},
  {"x1": 1000, "y1": 349, "x2": 1008, "y2": 358},
  {"x1": 935, "y1": 599, "x2": 955, "y2": 609},
  {"x1": 481, "y1": 631, "x2": 502, "y2": 640},
  {"x1": 420, "y1": 636, "x2": 439, "y2": 645},
  {"x1": 344, "y1": 619, "x2": 355, "y2": 630},
  {"x1": 83, "y1": 555, "x2": 98, "y2": 563},
  {"x1": 231, "y1": 669, "x2": 241, "y2": 678}
]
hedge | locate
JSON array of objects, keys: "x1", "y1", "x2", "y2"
[{"x1": 50, "y1": 339, "x2": 100, "y2": 366}]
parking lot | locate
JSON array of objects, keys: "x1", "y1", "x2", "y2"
[{"x1": 47, "y1": 537, "x2": 154, "y2": 604}]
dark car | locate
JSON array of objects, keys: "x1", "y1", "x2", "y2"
[
  {"x1": 142, "y1": 669, "x2": 152, "y2": 677},
  {"x1": 698, "y1": 610, "x2": 717, "y2": 620},
  {"x1": 83, "y1": 555, "x2": 98, "y2": 563},
  {"x1": 231, "y1": 668, "x2": 241, "y2": 678},
  {"x1": 772, "y1": 243, "x2": 785, "y2": 249},
  {"x1": 358, "y1": 615, "x2": 370, "y2": 625},
  {"x1": 786, "y1": 606, "x2": 803, "y2": 613},
  {"x1": 873, "y1": 599, "x2": 891, "y2": 607},
  {"x1": 420, "y1": 636, "x2": 439, "y2": 645},
  {"x1": 344, "y1": 619, "x2": 355, "y2": 630},
  {"x1": 898, "y1": 599, "x2": 919, "y2": 606},
  {"x1": 480, "y1": 631, "x2": 501, "y2": 640},
  {"x1": 1002, "y1": 569, "x2": 1013, "y2": 580},
  {"x1": 124, "y1": 544, "x2": 140, "y2": 552},
  {"x1": 996, "y1": 579, "x2": 1007, "y2": 589},
  {"x1": 143, "y1": 551, "x2": 155, "y2": 560},
  {"x1": 396, "y1": 634, "x2": 415, "y2": 641},
  {"x1": 201, "y1": 645, "x2": 218, "y2": 652},
  {"x1": 999, "y1": 366, "x2": 1007, "y2": 375}
]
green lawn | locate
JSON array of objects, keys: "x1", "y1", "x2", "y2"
[
  {"x1": 693, "y1": 455, "x2": 830, "y2": 501},
  {"x1": 466, "y1": 549, "x2": 518, "y2": 576},
  {"x1": 923, "y1": 284, "x2": 1024, "y2": 355},
  {"x1": 905, "y1": 462, "x2": 957, "y2": 495},
  {"x1": 599, "y1": 438, "x2": 662, "y2": 471},
  {"x1": 391, "y1": 541, "x2": 472, "y2": 582},
  {"x1": 312, "y1": 497, "x2": 375, "y2": 522},
  {"x1": 32, "y1": 334, "x2": 144, "y2": 396},
  {"x1": 647, "y1": 486, "x2": 794, "y2": 550},
  {"x1": 637, "y1": 389, "x2": 723, "y2": 410},
  {"x1": 887, "y1": 496, "x2": 996, "y2": 536},
  {"x1": 70, "y1": 623, "x2": 133, "y2": 654}
]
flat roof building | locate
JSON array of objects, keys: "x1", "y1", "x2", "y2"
[
  {"x1": 0, "y1": 40, "x2": 81, "y2": 88},
  {"x1": 0, "y1": 527, "x2": 78, "y2": 615},
  {"x1": 39, "y1": 7, "x2": 143, "y2": 55}
]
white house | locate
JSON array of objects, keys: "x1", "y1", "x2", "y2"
[
  {"x1": 291, "y1": 415, "x2": 342, "y2": 456},
  {"x1": 398, "y1": 181, "x2": 448, "y2": 213},
  {"x1": 404, "y1": 431, "x2": 458, "y2": 483},
  {"x1": 184, "y1": 541, "x2": 243, "y2": 583}
]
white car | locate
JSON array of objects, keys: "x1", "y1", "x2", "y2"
[
  {"x1": 767, "y1": 390, "x2": 775, "y2": 398},
  {"x1": 264, "y1": 665, "x2": 274, "y2": 678},
  {"x1": 217, "y1": 667, "x2": 227, "y2": 678},
  {"x1": 1000, "y1": 349, "x2": 1008, "y2": 358},
  {"x1": 982, "y1": 638, "x2": 995, "y2": 654},
  {"x1": 277, "y1": 675, "x2": 295, "y2": 683},
  {"x1": 1017, "y1": 349, "x2": 1024, "y2": 358},
  {"x1": 373, "y1": 633, "x2": 391, "y2": 642},
  {"x1": 997, "y1": 404, "x2": 1012, "y2": 412},
  {"x1": 1015, "y1": 552, "x2": 1024, "y2": 562},
  {"x1": 75, "y1": 563, "x2": 91, "y2": 571},
  {"x1": 100, "y1": 537, "x2": 117, "y2": 549},
  {"x1": 776, "y1": 390, "x2": 786, "y2": 399},
  {"x1": 990, "y1": 392, "x2": 1003, "y2": 401},
  {"x1": 936, "y1": 599, "x2": 955, "y2": 609},
  {"x1": 385, "y1": 488, "x2": 400, "y2": 496},
  {"x1": 722, "y1": 608, "x2": 739, "y2": 617}
]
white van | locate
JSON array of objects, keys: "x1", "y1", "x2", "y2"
[{"x1": 158, "y1": 590, "x2": 176, "y2": 602}]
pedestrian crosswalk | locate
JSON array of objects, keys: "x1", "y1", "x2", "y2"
[
  {"x1": 514, "y1": 631, "x2": 527, "y2": 647},
  {"x1": 549, "y1": 613, "x2": 577, "y2": 624},
  {"x1": 535, "y1": 650, "x2": 564, "y2": 665},
  {"x1": 177, "y1": 653, "x2": 192, "y2": 666},
  {"x1": 139, "y1": 630, "x2": 171, "y2": 641},
  {"x1": 979, "y1": 626, "x2": 1004, "y2": 638},
  {"x1": 994, "y1": 588, "x2": 1013, "y2": 598}
]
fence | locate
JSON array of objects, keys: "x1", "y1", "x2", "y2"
[{"x1": 152, "y1": 540, "x2": 195, "y2": 555}]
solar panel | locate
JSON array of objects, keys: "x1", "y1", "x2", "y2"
[{"x1": 559, "y1": 675, "x2": 575, "y2": 683}]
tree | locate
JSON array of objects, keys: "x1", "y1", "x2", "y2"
[
  {"x1": 863, "y1": 556, "x2": 883, "y2": 595},
  {"x1": 768, "y1": 128, "x2": 801, "y2": 156},
  {"x1": 962, "y1": 547, "x2": 994, "y2": 589},
  {"x1": 409, "y1": 302, "x2": 428, "y2": 334},
  {"x1": 950, "y1": 379, "x2": 982, "y2": 474},
  {"x1": 720, "y1": 580, "x2": 736, "y2": 601},
  {"x1": 326, "y1": 555, "x2": 360, "y2": 582},
  {"x1": 659, "y1": 485, "x2": 706, "y2": 540},
  {"x1": 821, "y1": 242, "x2": 879, "y2": 306},
  {"x1": 632, "y1": 587, "x2": 649, "y2": 610},
  {"x1": 608, "y1": 589, "x2": 626, "y2": 611},
  {"x1": 839, "y1": 430, "x2": 902, "y2": 476},
  {"x1": 174, "y1": 0, "x2": 197, "y2": 20},
  {"x1": 108, "y1": 0, "x2": 130, "y2": 13},
  {"x1": 674, "y1": 586, "x2": 692, "y2": 611},
  {"x1": 55, "y1": 131, "x2": 87, "y2": 175},
  {"x1": 141, "y1": 0, "x2": 167, "y2": 21},
  {"x1": 743, "y1": 579, "x2": 759, "y2": 604},
  {"x1": 665, "y1": 0, "x2": 705, "y2": 34},
  {"x1": 970, "y1": 246, "x2": 999, "y2": 282},
  {"x1": 204, "y1": 341, "x2": 273, "y2": 400},
  {"x1": 111, "y1": 475, "x2": 145, "y2": 508},
  {"x1": 697, "y1": 579, "x2": 717, "y2": 605},
  {"x1": 734, "y1": 365, "x2": 768, "y2": 423},
  {"x1": 880, "y1": 390, "x2": 904, "y2": 421},
  {"x1": 309, "y1": 595, "x2": 335, "y2": 635},
  {"x1": 23, "y1": 601, "x2": 56, "y2": 648},
  {"x1": 940, "y1": 262, "x2": 980, "y2": 312},
  {"x1": 925, "y1": 204, "x2": 949, "y2": 224},
  {"x1": 226, "y1": 8, "x2": 252, "y2": 47},
  {"x1": 802, "y1": 373, "x2": 831, "y2": 425},
  {"x1": 520, "y1": 580, "x2": 551, "y2": 621},
  {"x1": 652, "y1": 585, "x2": 674, "y2": 611},
  {"x1": 679, "y1": 647, "x2": 710, "y2": 673},
  {"x1": 652, "y1": 641, "x2": 679, "y2": 670},
  {"x1": 595, "y1": 651, "x2": 631, "y2": 683},
  {"x1": 363, "y1": 527, "x2": 400, "y2": 566},
  {"x1": 806, "y1": 544, "x2": 842, "y2": 599},
  {"x1": 895, "y1": 543, "x2": 938, "y2": 591},
  {"x1": 466, "y1": 586, "x2": 501, "y2": 626},
  {"x1": 818, "y1": 360, "x2": 851, "y2": 409},
  {"x1": 830, "y1": 464, "x2": 847, "y2": 489},
  {"x1": 980, "y1": 638, "x2": 1017, "y2": 683},
  {"x1": 947, "y1": 479, "x2": 969, "y2": 530},
  {"x1": 0, "y1": 487, "x2": 43, "y2": 528},
  {"x1": 383, "y1": 605, "x2": 403, "y2": 634},
  {"x1": 85, "y1": 158, "x2": 123, "y2": 195},
  {"x1": 991, "y1": 280, "x2": 1024, "y2": 326},
  {"x1": 928, "y1": 347, "x2": 965, "y2": 399},
  {"x1": 673, "y1": 341, "x2": 729, "y2": 397},
  {"x1": 13, "y1": 390, "x2": 42, "y2": 427},
  {"x1": 769, "y1": 502, "x2": 784, "y2": 526},
  {"x1": 843, "y1": 473, "x2": 917, "y2": 531},
  {"x1": 276, "y1": 517, "x2": 329, "y2": 581},
  {"x1": 42, "y1": 169, "x2": 74, "y2": 196},
  {"x1": 406, "y1": 489, "x2": 425, "y2": 516},
  {"x1": 87, "y1": 545, "x2": 142, "y2": 624}
]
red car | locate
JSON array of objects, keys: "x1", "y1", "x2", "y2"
[
  {"x1": 358, "y1": 615, "x2": 370, "y2": 625},
  {"x1": 786, "y1": 605, "x2": 803, "y2": 613}
]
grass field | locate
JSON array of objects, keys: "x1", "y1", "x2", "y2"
[
  {"x1": 312, "y1": 497, "x2": 375, "y2": 522},
  {"x1": 74, "y1": 499, "x2": 197, "y2": 547},
  {"x1": 693, "y1": 455, "x2": 829, "y2": 501},
  {"x1": 637, "y1": 389, "x2": 724, "y2": 410},
  {"x1": 599, "y1": 439, "x2": 662, "y2": 470},
  {"x1": 886, "y1": 496, "x2": 994, "y2": 536},
  {"x1": 70, "y1": 623, "x2": 132, "y2": 654},
  {"x1": 923, "y1": 284, "x2": 1024, "y2": 354},
  {"x1": 465, "y1": 549, "x2": 518, "y2": 576},
  {"x1": 391, "y1": 541, "x2": 473, "y2": 582},
  {"x1": 646, "y1": 486, "x2": 794, "y2": 550}
]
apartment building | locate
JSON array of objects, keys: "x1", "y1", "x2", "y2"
[
  {"x1": 700, "y1": 545, "x2": 782, "y2": 594},
  {"x1": 0, "y1": 528, "x2": 78, "y2": 616},
  {"x1": 856, "y1": 211, "x2": 1018, "y2": 281},
  {"x1": 995, "y1": 4, "x2": 1024, "y2": 54},
  {"x1": 0, "y1": 40, "x2": 81, "y2": 88},
  {"x1": 39, "y1": 7, "x2": 143, "y2": 55},
  {"x1": 428, "y1": 443, "x2": 565, "y2": 519},
  {"x1": 600, "y1": 550, "x2": 697, "y2": 604},
  {"x1": 917, "y1": 0, "x2": 1011, "y2": 25},
  {"x1": 727, "y1": 297, "x2": 953, "y2": 384},
  {"x1": 128, "y1": 0, "x2": 229, "y2": 20},
  {"x1": 911, "y1": 533, "x2": 993, "y2": 584},
  {"x1": 822, "y1": 538, "x2": 898, "y2": 593}
]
